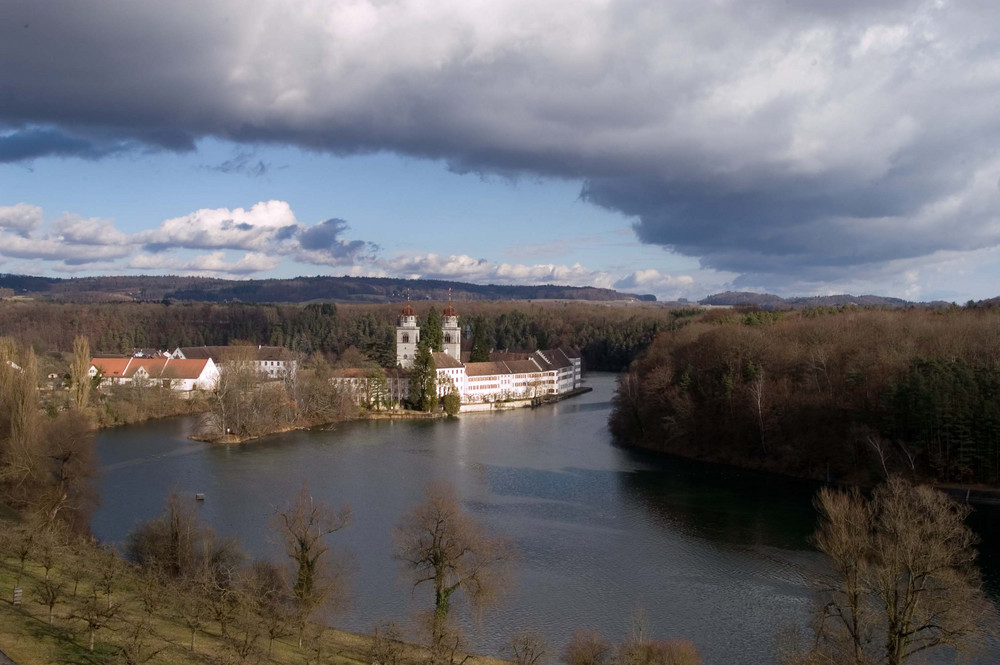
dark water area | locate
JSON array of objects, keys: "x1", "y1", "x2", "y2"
[{"x1": 92, "y1": 374, "x2": 1000, "y2": 665}]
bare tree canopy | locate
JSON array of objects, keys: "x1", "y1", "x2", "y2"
[
  {"x1": 271, "y1": 484, "x2": 352, "y2": 646},
  {"x1": 70, "y1": 335, "x2": 91, "y2": 410},
  {"x1": 810, "y1": 476, "x2": 997, "y2": 665},
  {"x1": 393, "y1": 481, "x2": 516, "y2": 651}
]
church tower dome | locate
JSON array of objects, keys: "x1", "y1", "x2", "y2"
[{"x1": 442, "y1": 303, "x2": 461, "y2": 359}]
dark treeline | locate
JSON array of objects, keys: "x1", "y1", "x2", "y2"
[
  {"x1": 610, "y1": 306, "x2": 1000, "y2": 486},
  {"x1": 0, "y1": 300, "x2": 696, "y2": 372},
  {"x1": 0, "y1": 273, "x2": 648, "y2": 303}
]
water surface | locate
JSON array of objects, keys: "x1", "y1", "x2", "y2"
[{"x1": 92, "y1": 373, "x2": 998, "y2": 664}]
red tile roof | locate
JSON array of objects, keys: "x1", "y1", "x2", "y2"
[
  {"x1": 90, "y1": 358, "x2": 131, "y2": 377},
  {"x1": 92, "y1": 357, "x2": 212, "y2": 381}
]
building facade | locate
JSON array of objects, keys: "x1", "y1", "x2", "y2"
[
  {"x1": 351, "y1": 305, "x2": 584, "y2": 410},
  {"x1": 89, "y1": 357, "x2": 219, "y2": 391},
  {"x1": 170, "y1": 345, "x2": 297, "y2": 379}
]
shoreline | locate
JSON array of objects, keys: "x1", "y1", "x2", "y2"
[
  {"x1": 189, "y1": 408, "x2": 449, "y2": 444},
  {"x1": 190, "y1": 385, "x2": 594, "y2": 443},
  {"x1": 617, "y1": 438, "x2": 1000, "y2": 505}
]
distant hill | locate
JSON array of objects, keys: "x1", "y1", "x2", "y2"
[
  {"x1": 0, "y1": 273, "x2": 655, "y2": 304},
  {"x1": 698, "y1": 290, "x2": 951, "y2": 310}
]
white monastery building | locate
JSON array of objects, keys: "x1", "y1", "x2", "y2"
[
  {"x1": 89, "y1": 356, "x2": 219, "y2": 392},
  {"x1": 170, "y1": 345, "x2": 298, "y2": 379},
  {"x1": 384, "y1": 304, "x2": 583, "y2": 410}
]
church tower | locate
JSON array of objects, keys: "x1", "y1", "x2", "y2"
[
  {"x1": 396, "y1": 304, "x2": 419, "y2": 368},
  {"x1": 442, "y1": 304, "x2": 461, "y2": 359}
]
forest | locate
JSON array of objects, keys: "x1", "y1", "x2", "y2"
[
  {"x1": 0, "y1": 273, "x2": 650, "y2": 304},
  {"x1": 610, "y1": 306, "x2": 1000, "y2": 486},
  {"x1": 0, "y1": 300, "x2": 695, "y2": 373}
]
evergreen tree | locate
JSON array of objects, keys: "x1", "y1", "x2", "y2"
[
  {"x1": 421, "y1": 307, "x2": 444, "y2": 353},
  {"x1": 470, "y1": 317, "x2": 492, "y2": 363},
  {"x1": 408, "y1": 341, "x2": 437, "y2": 412}
]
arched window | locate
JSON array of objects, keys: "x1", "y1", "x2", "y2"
[
  {"x1": 444, "y1": 334, "x2": 451, "y2": 343},
  {"x1": 402, "y1": 333, "x2": 409, "y2": 343}
]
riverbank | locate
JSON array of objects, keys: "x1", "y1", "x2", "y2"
[
  {"x1": 192, "y1": 386, "x2": 593, "y2": 442},
  {"x1": 191, "y1": 408, "x2": 451, "y2": 443},
  {"x1": 617, "y1": 437, "x2": 1000, "y2": 506},
  {"x1": 0, "y1": 534, "x2": 510, "y2": 665}
]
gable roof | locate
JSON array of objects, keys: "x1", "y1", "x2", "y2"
[
  {"x1": 91, "y1": 357, "x2": 132, "y2": 377},
  {"x1": 431, "y1": 352, "x2": 464, "y2": 369},
  {"x1": 92, "y1": 357, "x2": 213, "y2": 381},
  {"x1": 465, "y1": 361, "x2": 510, "y2": 377},
  {"x1": 159, "y1": 359, "x2": 212, "y2": 380},
  {"x1": 175, "y1": 345, "x2": 296, "y2": 362}
]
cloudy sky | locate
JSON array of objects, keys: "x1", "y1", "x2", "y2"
[{"x1": 2, "y1": 0, "x2": 1000, "y2": 302}]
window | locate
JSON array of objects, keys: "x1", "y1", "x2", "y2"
[
  {"x1": 402, "y1": 334, "x2": 409, "y2": 343},
  {"x1": 444, "y1": 334, "x2": 451, "y2": 343}
]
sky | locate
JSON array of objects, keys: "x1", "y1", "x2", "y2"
[{"x1": 2, "y1": 0, "x2": 1000, "y2": 303}]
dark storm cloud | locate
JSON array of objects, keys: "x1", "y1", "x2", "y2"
[
  {"x1": 4, "y1": 0, "x2": 1000, "y2": 281},
  {"x1": 0, "y1": 127, "x2": 131, "y2": 162},
  {"x1": 297, "y1": 218, "x2": 364, "y2": 255}
]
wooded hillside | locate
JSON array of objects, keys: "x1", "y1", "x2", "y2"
[
  {"x1": 0, "y1": 300, "x2": 694, "y2": 372},
  {"x1": 610, "y1": 306, "x2": 1000, "y2": 486}
]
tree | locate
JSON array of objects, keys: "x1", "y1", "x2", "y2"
[
  {"x1": 37, "y1": 410, "x2": 96, "y2": 529},
  {"x1": 33, "y1": 577, "x2": 65, "y2": 625},
  {"x1": 70, "y1": 335, "x2": 91, "y2": 409},
  {"x1": 246, "y1": 558, "x2": 294, "y2": 656},
  {"x1": 173, "y1": 579, "x2": 211, "y2": 652},
  {"x1": 561, "y1": 630, "x2": 611, "y2": 665},
  {"x1": 0, "y1": 341, "x2": 42, "y2": 498},
  {"x1": 369, "y1": 620, "x2": 405, "y2": 665},
  {"x1": 271, "y1": 485, "x2": 351, "y2": 646},
  {"x1": 505, "y1": 630, "x2": 548, "y2": 665},
  {"x1": 127, "y1": 492, "x2": 206, "y2": 578},
  {"x1": 408, "y1": 340, "x2": 438, "y2": 412},
  {"x1": 368, "y1": 367, "x2": 390, "y2": 411},
  {"x1": 422, "y1": 307, "x2": 444, "y2": 353},
  {"x1": 442, "y1": 389, "x2": 461, "y2": 417},
  {"x1": 469, "y1": 318, "x2": 492, "y2": 363},
  {"x1": 74, "y1": 589, "x2": 121, "y2": 652},
  {"x1": 811, "y1": 477, "x2": 996, "y2": 665},
  {"x1": 394, "y1": 481, "x2": 516, "y2": 652}
]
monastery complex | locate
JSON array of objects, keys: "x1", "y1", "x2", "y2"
[
  {"x1": 85, "y1": 303, "x2": 585, "y2": 413},
  {"x1": 393, "y1": 304, "x2": 584, "y2": 410}
]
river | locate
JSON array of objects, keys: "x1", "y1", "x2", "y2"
[{"x1": 91, "y1": 373, "x2": 1000, "y2": 664}]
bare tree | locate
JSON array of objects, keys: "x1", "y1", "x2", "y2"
[
  {"x1": 561, "y1": 630, "x2": 611, "y2": 665},
  {"x1": 97, "y1": 545, "x2": 126, "y2": 610},
  {"x1": 505, "y1": 630, "x2": 548, "y2": 665},
  {"x1": 812, "y1": 477, "x2": 997, "y2": 665},
  {"x1": 70, "y1": 335, "x2": 91, "y2": 410},
  {"x1": 0, "y1": 343, "x2": 42, "y2": 497},
  {"x1": 271, "y1": 484, "x2": 351, "y2": 646},
  {"x1": 33, "y1": 577, "x2": 65, "y2": 624},
  {"x1": 246, "y1": 558, "x2": 294, "y2": 656},
  {"x1": 127, "y1": 492, "x2": 205, "y2": 578},
  {"x1": 394, "y1": 481, "x2": 516, "y2": 654},
  {"x1": 369, "y1": 620, "x2": 405, "y2": 665},
  {"x1": 74, "y1": 589, "x2": 122, "y2": 652},
  {"x1": 38, "y1": 411, "x2": 97, "y2": 529},
  {"x1": 3, "y1": 524, "x2": 35, "y2": 598},
  {"x1": 173, "y1": 579, "x2": 211, "y2": 652},
  {"x1": 111, "y1": 615, "x2": 168, "y2": 665}
]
